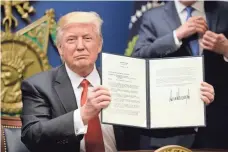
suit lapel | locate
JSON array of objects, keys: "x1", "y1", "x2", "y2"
[
  {"x1": 163, "y1": 1, "x2": 192, "y2": 55},
  {"x1": 54, "y1": 65, "x2": 78, "y2": 112},
  {"x1": 163, "y1": 2, "x2": 181, "y2": 31},
  {"x1": 205, "y1": 1, "x2": 219, "y2": 32}
]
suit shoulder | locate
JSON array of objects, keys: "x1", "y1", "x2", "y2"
[
  {"x1": 143, "y1": 3, "x2": 166, "y2": 18},
  {"x1": 218, "y1": 1, "x2": 228, "y2": 11},
  {"x1": 207, "y1": 1, "x2": 228, "y2": 11},
  {"x1": 23, "y1": 65, "x2": 63, "y2": 85},
  {"x1": 217, "y1": 1, "x2": 228, "y2": 7}
]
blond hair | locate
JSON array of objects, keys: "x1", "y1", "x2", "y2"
[{"x1": 56, "y1": 11, "x2": 103, "y2": 47}]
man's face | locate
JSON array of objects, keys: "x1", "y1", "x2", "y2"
[{"x1": 58, "y1": 23, "x2": 102, "y2": 71}]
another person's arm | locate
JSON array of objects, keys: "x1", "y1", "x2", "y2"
[
  {"x1": 132, "y1": 12, "x2": 178, "y2": 58},
  {"x1": 132, "y1": 14, "x2": 207, "y2": 58}
]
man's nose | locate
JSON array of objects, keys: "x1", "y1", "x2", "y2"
[{"x1": 77, "y1": 38, "x2": 85, "y2": 51}]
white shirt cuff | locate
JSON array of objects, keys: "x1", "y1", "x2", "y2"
[
  {"x1": 73, "y1": 109, "x2": 88, "y2": 136},
  {"x1": 224, "y1": 56, "x2": 228, "y2": 62},
  {"x1": 173, "y1": 30, "x2": 182, "y2": 49}
]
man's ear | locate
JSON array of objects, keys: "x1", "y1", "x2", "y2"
[
  {"x1": 98, "y1": 46, "x2": 102, "y2": 53},
  {"x1": 98, "y1": 38, "x2": 103, "y2": 53},
  {"x1": 57, "y1": 46, "x2": 65, "y2": 62},
  {"x1": 57, "y1": 44, "x2": 63, "y2": 57}
]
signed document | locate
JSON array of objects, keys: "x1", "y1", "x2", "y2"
[{"x1": 101, "y1": 52, "x2": 205, "y2": 129}]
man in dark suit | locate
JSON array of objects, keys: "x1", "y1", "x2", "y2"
[
  {"x1": 132, "y1": 0, "x2": 228, "y2": 149},
  {"x1": 21, "y1": 11, "x2": 125, "y2": 152}
]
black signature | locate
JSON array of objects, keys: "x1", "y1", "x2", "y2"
[{"x1": 169, "y1": 88, "x2": 190, "y2": 103}]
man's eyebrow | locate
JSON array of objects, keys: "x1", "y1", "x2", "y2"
[
  {"x1": 66, "y1": 34, "x2": 77, "y2": 38},
  {"x1": 83, "y1": 34, "x2": 92, "y2": 37}
]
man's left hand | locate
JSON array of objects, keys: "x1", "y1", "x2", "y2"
[
  {"x1": 201, "y1": 31, "x2": 228, "y2": 57},
  {"x1": 200, "y1": 82, "x2": 215, "y2": 105}
]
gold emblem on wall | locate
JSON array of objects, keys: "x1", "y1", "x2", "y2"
[{"x1": 1, "y1": 1, "x2": 57, "y2": 116}]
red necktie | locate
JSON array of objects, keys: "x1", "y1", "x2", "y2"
[{"x1": 80, "y1": 79, "x2": 105, "y2": 152}]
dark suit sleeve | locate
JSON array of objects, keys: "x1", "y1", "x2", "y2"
[
  {"x1": 21, "y1": 80, "x2": 82, "y2": 151},
  {"x1": 132, "y1": 12, "x2": 179, "y2": 58}
]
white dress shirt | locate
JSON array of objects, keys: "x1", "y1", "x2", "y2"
[
  {"x1": 65, "y1": 64, "x2": 117, "y2": 152},
  {"x1": 173, "y1": 0, "x2": 228, "y2": 62}
]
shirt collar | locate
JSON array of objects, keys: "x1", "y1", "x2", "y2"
[
  {"x1": 65, "y1": 63, "x2": 100, "y2": 89},
  {"x1": 174, "y1": 0, "x2": 205, "y2": 13}
]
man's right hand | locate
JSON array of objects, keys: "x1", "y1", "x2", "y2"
[
  {"x1": 80, "y1": 86, "x2": 111, "y2": 125},
  {"x1": 176, "y1": 16, "x2": 208, "y2": 40}
]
